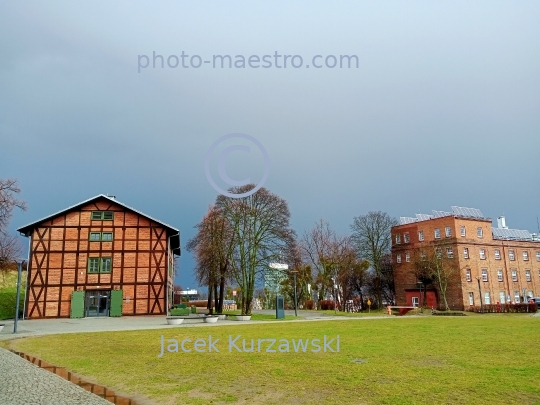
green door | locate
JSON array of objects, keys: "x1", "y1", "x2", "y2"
[
  {"x1": 110, "y1": 289, "x2": 123, "y2": 317},
  {"x1": 70, "y1": 291, "x2": 85, "y2": 318}
]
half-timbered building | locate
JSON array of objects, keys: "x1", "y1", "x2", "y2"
[{"x1": 17, "y1": 195, "x2": 180, "y2": 319}]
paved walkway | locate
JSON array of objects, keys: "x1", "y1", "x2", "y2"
[
  {"x1": 0, "y1": 310, "x2": 391, "y2": 341},
  {"x1": 0, "y1": 348, "x2": 111, "y2": 405}
]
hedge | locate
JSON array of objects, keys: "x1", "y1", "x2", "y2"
[{"x1": 467, "y1": 303, "x2": 537, "y2": 313}]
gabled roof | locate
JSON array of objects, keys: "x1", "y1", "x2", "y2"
[{"x1": 17, "y1": 194, "x2": 180, "y2": 255}]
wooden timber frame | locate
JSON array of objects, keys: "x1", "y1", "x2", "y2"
[{"x1": 17, "y1": 195, "x2": 180, "y2": 319}]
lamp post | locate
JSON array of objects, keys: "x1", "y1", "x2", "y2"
[
  {"x1": 291, "y1": 269, "x2": 298, "y2": 317},
  {"x1": 13, "y1": 259, "x2": 26, "y2": 334},
  {"x1": 476, "y1": 276, "x2": 484, "y2": 314}
]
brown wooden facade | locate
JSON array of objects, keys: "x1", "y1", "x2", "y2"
[{"x1": 18, "y1": 195, "x2": 180, "y2": 319}]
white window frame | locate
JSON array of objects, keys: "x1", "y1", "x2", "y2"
[
  {"x1": 497, "y1": 270, "x2": 503, "y2": 282},
  {"x1": 466, "y1": 269, "x2": 471, "y2": 282},
  {"x1": 511, "y1": 270, "x2": 517, "y2": 282},
  {"x1": 477, "y1": 227, "x2": 483, "y2": 238},
  {"x1": 445, "y1": 226, "x2": 452, "y2": 237},
  {"x1": 514, "y1": 291, "x2": 520, "y2": 303},
  {"x1": 446, "y1": 247, "x2": 454, "y2": 258},
  {"x1": 494, "y1": 249, "x2": 501, "y2": 260},
  {"x1": 481, "y1": 269, "x2": 488, "y2": 282},
  {"x1": 525, "y1": 270, "x2": 531, "y2": 282},
  {"x1": 463, "y1": 248, "x2": 469, "y2": 259},
  {"x1": 434, "y1": 228, "x2": 441, "y2": 239},
  {"x1": 404, "y1": 233, "x2": 410, "y2": 243},
  {"x1": 523, "y1": 251, "x2": 529, "y2": 261},
  {"x1": 509, "y1": 250, "x2": 515, "y2": 261},
  {"x1": 412, "y1": 297, "x2": 419, "y2": 307},
  {"x1": 479, "y1": 249, "x2": 486, "y2": 260},
  {"x1": 405, "y1": 253, "x2": 411, "y2": 262},
  {"x1": 499, "y1": 291, "x2": 505, "y2": 304},
  {"x1": 418, "y1": 231, "x2": 424, "y2": 241},
  {"x1": 460, "y1": 226, "x2": 466, "y2": 237},
  {"x1": 395, "y1": 234, "x2": 401, "y2": 244},
  {"x1": 396, "y1": 254, "x2": 402, "y2": 263},
  {"x1": 536, "y1": 251, "x2": 540, "y2": 261},
  {"x1": 484, "y1": 292, "x2": 491, "y2": 305},
  {"x1": 468, "y1": 292, "x2": 474, "y2": 306}
]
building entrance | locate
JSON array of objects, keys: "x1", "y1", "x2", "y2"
[{"x1": 85, "y1": 290, "x2": 111, "y2": 317}]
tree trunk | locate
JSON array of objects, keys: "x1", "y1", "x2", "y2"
[
  {"x1": 218, "y1": 275, "x2": 225, "y2": 313},
  {"x1": 214, "y1": 283, "x2": 219, "y2": 313},
  {"x1": 207, "y1": 284, "x2": 214, "y2": 315}
]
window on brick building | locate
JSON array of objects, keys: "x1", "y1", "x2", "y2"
[
  {"x1": 499, "y1": 291, "x2": 506, "y2": 304},
  {"x1": 509, "y1": 250, "x2": 515, "y2": 261},
  {"x1": 514, "y1": 291, "x2": 520, "y2": 303},
  {"x1": 463, "y1": 248, "x2": 469, "y2": 259},
  {"x1": 434, "y1": 228, "x2": 441, "y2": 239},
  {"x1": 418, "y1": 231, "x2": 424, "y2": 241},
  {"x1": 484, "y1": 292, "x2": 491, "y2": 305},
  {"x1": 446, "y1": 247, "x2": 454, "y2": 258},
  {"x1": 479, "y1": 249, "x2": 486, "y2": 260},
  {"x1": 404, "y1": 233, "x2": 410, "y2": 243},
  {"x1": 460, "y1": 226, "x2": 466, "y2": 237},
  {"x1": 405, "y1": 253, "x2": 411, "y2": 262},
  {"x1": 494, "y1": 249, "x2": 501, "y2": 260},
  {"x1": 525, "y1": 270, "x2": 531, "y2": 282},
  {"x1": 396, "y1": 254, "x2": 401, "y2": 263},
  {"x1": 477, "y1": 227, "x2": 483, "y2": 238},
  {"x1": 466, "y1": 269, "x2": 471, "y2": 282},
  {"x1": 497, "y1": 270, "x2": 503, "y2": 282},
  {"x1": 511, "y1": 270, "x2": 517, "y2": 282},
  {"x1": 468, "y1": 292, "x2": 474, "y2": 305},
  {"x1": 481, "y1": 269, "x2": 488, "y2": 282},
  {"x1": 536, "y1": 251, "x2": 540, "y2": 261},
  {"x1": 395, "y1": 234, "x2": 401, "y2": 244},
  {"x1": 523, "y1": 251, "x2": 529, "y2": 261},
  {"x1": 445, "y1": 226, "x2": 451, "y2": 237}
]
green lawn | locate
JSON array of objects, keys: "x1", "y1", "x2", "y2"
[
  {"x1": 0, "y1": 271, "x2": 26, "y2": 320},
  {"x1": 4, "y1": 315, "x2": 540, "y2": 405}
]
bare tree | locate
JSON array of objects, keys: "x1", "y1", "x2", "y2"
[
  {"x1": 411, "y1": 243, "x2": 457, "y2": 310},
  {"x1": 0, "y1": 179, "x2": 27, "y2": 235},
  {"x1": 350, "y1": 211, "x2": 398, "y2": 309},
  {"x1": 301, "y1": 219, "x2": 349, "y2": 306},
  {"x1": 216, "y1": 185, "x2": 294, "y2": 315},
  {"x1": 0, "y1": 179, "x2": 26, "y2": 280},
  {"x1": 186, "y1": 205, "x2": 235, "y2": 314}
]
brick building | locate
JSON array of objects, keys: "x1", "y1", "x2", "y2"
[
  {"x1": 392, "y1": 206, "x2": 540, "y2": 310},
  {"x1": 17, "y1": 195, "x2": 180, "y2": 319}
]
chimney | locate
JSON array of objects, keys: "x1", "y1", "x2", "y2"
[{"x1": 497, "y1": 216, "x2": 508, "y2": 229}]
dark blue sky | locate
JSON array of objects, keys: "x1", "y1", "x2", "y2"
[{"x1": 2, "y1": 1, "x2": 539, "y2": 289}]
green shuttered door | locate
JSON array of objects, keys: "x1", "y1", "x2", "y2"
[
  {"x1": 70, "y1": 291, "x2": 85, "y2": 318},
  {"x1": 110, "y1": 289, "x2": 123, "y2": 317}
]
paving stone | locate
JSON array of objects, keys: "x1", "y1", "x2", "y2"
[{"x1": 0, "y1": 348, "x2": 111, "y2": 405}]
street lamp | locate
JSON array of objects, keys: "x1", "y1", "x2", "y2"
[
  {"x1": 13, "y1": 259, "x2": 26, "y2": 334},
  {"x1": 476, "y1": 276, "x2": 484, "y2": 314},
  {"x1": 291, "y1": 269, "x2": 298, "y2": 317}
]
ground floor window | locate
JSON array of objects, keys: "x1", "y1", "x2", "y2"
[
  {"x1": 468, "y1": 292, "x2": 474, "y2": 306},
  {"x1": 514, "y1": 291, "x2": 520, "y2": 303},
  {"x1": 499, "y1": 291, "x2": 506, "y2": 304},
  {"x1": 412, "y1": 296, "x2": 419, "y2": 307},
  {"x1": 484, "y1": 292, "x2": 491, "y2": 305}
]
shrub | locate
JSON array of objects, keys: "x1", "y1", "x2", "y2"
[
  {"x1": 304, "y1": 300, "x2": 315, "y2": 310},
  {"x1": 467, "y1": 303, "x2": 537, "y2": 313},
  {"x1": 432, "y1": 311, "x2": 466, "y2": 316},
  {"x1": 319, "y1": 300, "x2": 338, "y2": 310}
]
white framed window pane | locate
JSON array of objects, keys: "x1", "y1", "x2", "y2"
[
  {"x1": 397, "y1": 254, "x2": 401, "y2": 263},
  {"x1": 468, "y1": 292, "x2": 474, "y2": 305},
  {"x1": 514, "y1": 291, "x2": 520, "y2": 303},
  {"x1": 460, "y1": 226, "x2": 466, "y2": 237},
  {"x1": 404, "y1": 233, "x2": 410, "y2": 243},
  {"x1": 405, "y1": 253, "x2": 410, "y2": 262},
  {"x1": 418, "y1": 231, "x2": 424, "y2": 241},
  {"x1": 445, "y1": 227, "x2": 451, "y2": 237},
  {"x1": 463, "y1": 248, "x2": 469, "y2": 259},
  {"x1": 477, "y1": 227, "x2": 483, "y2": 237},
  {"x1": 446, "y1": 248, "x2": 453, "y2": 258},
  {"x1": 434, "y1": 228, "x2": 440, "y2": 239},
  {"x1": 494, "y1": 250, "x2": 500, "y2": 260},
  {"x1": 482, "y1": 269, "x2": 488, "y2": 281},
  {"x1": 499, "y1": 291, "x2": 505, "y2": 304},
  {"x1": 525, "y1": 271, "x2": 531, "y2": 281},
  {"x1": 509, "y1": 250, "x2": 515, "y2": 260},
  {"x1": 523, "y1": 251, "x2": 529, "y2": 260},
  {"x1": 466, "y1": 270, "x2": 471, "y2": 281},
  {"x1": 484, "y1": 292, "x2": 491, "y2": 305},
  {"x1": 497, "y1": 270, "x2": 503, "y2": 282}
]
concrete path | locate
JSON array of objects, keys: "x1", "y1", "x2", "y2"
[
  {"x1": 0, "y1": 348, "x2": 111, "y2": 405},
  {"x1": 0, "y1": 310, "x2": 392, "y2": 341}
]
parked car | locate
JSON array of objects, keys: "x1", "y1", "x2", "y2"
[{"x1": 529, "y1": 297, "x2": 540, "y2": 308}]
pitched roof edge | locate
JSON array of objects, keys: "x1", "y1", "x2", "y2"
[{"x1": 17, "y1": 194, "x2": 179, "y2": 236}]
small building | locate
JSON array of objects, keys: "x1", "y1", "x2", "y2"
[
  {"x1": 17, "y1": 194, "x2": 180, "y2": 319},
  {"x1": 392, "y1": 206, "x2": 540, "y2": 310}
]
